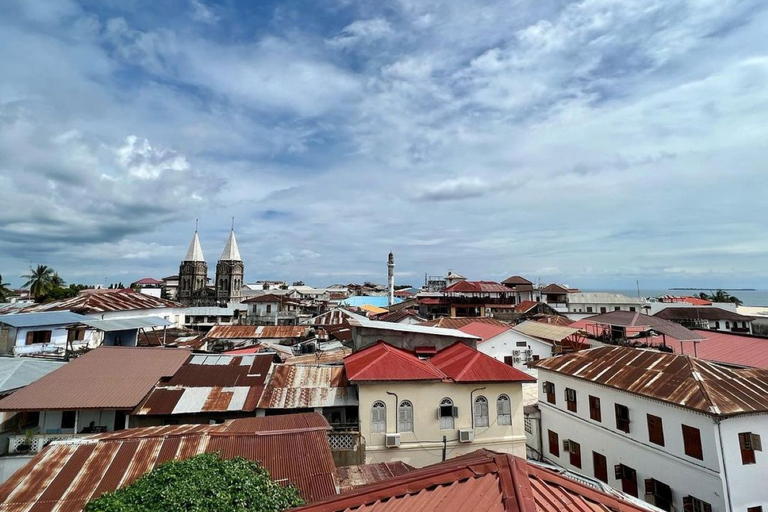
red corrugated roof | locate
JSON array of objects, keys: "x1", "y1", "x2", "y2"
[
  {"x1": 0, "y1": 413, "x2": 336, "y2": 510},
  {"x1": 419, "y1": 317, "x2": 510, "y2": 329},
  {"x1": 678, "y1": 330, "x2": 768, "y2": 369},
  {"x1": 205, "y1": 325, "x2": 307, "y2": 339},
  {"x1": 501, "y1": 276, "x2": 532, "y2": 285},
  {"x1": 292, "y1": 450, "x2": 649, "y2": 512},
  {"x1": 514, "y1": 300, "x2": 538, "y2": 313},
  {"x1": 0, "y1": 347, "x2": 189, "y2": 411},
  {"x1": 430, "y1": 342, "x2": 536, "y2": 383},
  {"x1": 444, "y1": 281, "x2": 510, "y2": 293},
  {"x1": 456, "y1": 322, "x2": 510, "y2": 341},
  {"x1": 344, "y1": 342, "x2": 448, "y2": 382},
  {"x1": 336, "y1": 462, "x2": 414, "y2": 493}
]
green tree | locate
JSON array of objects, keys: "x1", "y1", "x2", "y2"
[
  {"x1": 700, "y1": 289, "x2": 743, "y2": 306},
  {"x1": 21, "y1": 265, "x2": 55, "y2": 301},
  {"x1": 84, "y1": 452, "x2": 303, "y2": 512},
  {"x1": 0, "y1": 275, "x2": 12, "y2": 302}
]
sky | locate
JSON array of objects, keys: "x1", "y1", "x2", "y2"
[{"x1": 1, "y1": 0, "x2": 768, "y2": 290}]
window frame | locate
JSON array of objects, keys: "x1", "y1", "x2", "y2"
[
  {"x1": 371, "y1": 401, "x2": 386, "y2": 434},
  {"x1": 548, "y1": 429, "x2": 559, "y2": 457},
  {"x1": 588, "y1": 395, "x2": 601, "y2": 422},
  {"x1": 564, "y1": 388, "x2": 577, "y2": 413},
  {"x1": 682, "y1": 424, "x2": 703, "y2": 460},
  {"x1": 615, "y1": 404, "x2": 630, "y2": 433},
  {"x1": 593, "y1": 451, "x2": 607, "y2": 483},
  {"x1": 497, "y1": 394, "x2": 512, "y2": 426},
  {"x1": 474, "y1": 395, "x2": 489, "y2": 427},
  {"x1": 738, "y1": 432, "x2": 761, "y2": 464},
  {"x1": 398, "y1": 400, "x2": 414, "y2": 433},
  {"x1": 61, "y1": 410, "x2": 76, "y2": 429},
  {"x1": 568, "y1": 439, "x2": 582, "y2": 468},
  {"x1": 543, "y1": 381, "x2": 556, "y2": 404},
  {"x1": 438, "y1": 398, "x2": 456, "y2": 430},
  {"x1": 647, "y1": 413, "x2": 665, "y2": 446}
]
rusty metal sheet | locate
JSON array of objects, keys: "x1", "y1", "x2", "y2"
[{"x1": 258, "y1": 365, "x2": 357, "y2": 409}]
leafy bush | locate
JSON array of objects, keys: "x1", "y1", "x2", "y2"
[{"x1": 84, "y1": 452, "x2": 303, "y2": 512}]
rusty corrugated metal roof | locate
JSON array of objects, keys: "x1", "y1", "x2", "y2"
[
  {"x1": 0, "y1": 413, "x2": 336, "y2": 511},
  {"x1": 21, "y1": 289, "x2": 181, "y2": 314},
  {"x1": 0, "y1": 347, "x2": 189, "y2": 411},
  {"x1": 336, "y1": 462, "x2": 414, "y2": 492},
  {"x1": 512, "y1": 320, "x2": 581, "y2": 343},
  {"x1": 533, "y1": 345, "x2": 768, "y2": 416},
  {"x1": 283, "y1": 349, "x2": 351, "y2": 366},
  {"x1": 419, "y1": 317, "x2": 511, "y2": 329},
  {"x1": 258, "y1": 365, "x2": 358, "y2": 409},
  {"x1": 292, "y1": 449, "x2": 650, "y2": 512},
  {"x1": 133, "y1": 353, "x2": 273, "y2": 415},
  {"x1": 205, "y1": 325, "x2": 307, "y2": 340}
]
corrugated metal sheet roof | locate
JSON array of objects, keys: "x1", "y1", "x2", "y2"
[
  {"x1": 0, "y1": 347, "x2": 189, "y2": 411},
  {"x1": 577, "y1": 311, "x2": 705, "y2": 342},
  {"x1": 344, "y1": 342, "x2": 448, "y2": 382},
  {"x1": 443, "y1": 281, "x2": 510, "y2": 293},
  {"x1": 533, "y1": 345, "x2": 768, "y2": 416},
  {"x1": 336, "y1": 462, "x2": 414, "y2": 493},
  {"x1": 419, "y1": 317, "x2": 510, "y2": 329},
  {"x1": 258, "y1": 365, "x2": 358, "y2": 409},
  {"x1": 654, "y1": 306, "x2": 754, "y2": 322},
  {"x1": 205, "y1": 325, "x2": 307, "y2": 340},
  {"x1": 680, "y1": 330, "x2": 768, "y2": 369},
  {"x1": 21, "y1": 289, "x2": 181, "y2": 314},
  {"x1": 348, "y1": 313, "x2": 479, "y2": 340},
  {"x1": 430, "y1": 342, "x2": 536, "y2": 383},
  {"x1": 134, "y1": 353, "x2": 274, "y2": 415},
  {"x1": 501, "y1": 275, "x2": 532, "y2": 285},
  {"x1": 292, "y1": 450, "x2": 650, "y2": 512},
  {"x1": 0, "y1": 413, "x2": 336, "y2": 510},
  {"x1": 283, "y1": 349, "x2": 351, "y2": 366},
  {"x1": 0, "y1": 358, "x2": 66, "y2": 394},
  {"x1": 567, "y1": 293, "x2": 643, "y2": 304},
  {"x1": 513, "y1": 321, "x2": 580, "y2": 342},
  {"x1": 79, "y1": 316, "x2": 173, "y2": 332},
  {"x1": 0, "y1": 311, "x2": 87, "y2": 328},
  {"x1": 456, "y1": 322, "x2": 510, "y2": 341}
]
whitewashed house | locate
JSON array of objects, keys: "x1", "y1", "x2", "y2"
[
  {"x1": 0, "y1": 312, "x2": 98, "y2": 356},
  {"x1": 566, "y1": 293, "x2": 645, "y2": 317},
  {"x1": 532, "y1": 345, "x2": 768, "y2": 512}
]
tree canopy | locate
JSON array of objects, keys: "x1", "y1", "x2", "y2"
[
  {"x1": 21, "y1": 264, "x2": 56, "y2": 300},
  {"x1": 84, "y1": 452, "x2": 303, "y2": 512},
  {"x1": 698, "y1": 290, "x2": 743, "y2": 306},
  {"x1": 0, "y1": 275, "x2": 11, "y2": 302}
]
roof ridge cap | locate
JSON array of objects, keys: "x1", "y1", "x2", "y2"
[{"x1": 686, "y1": 357, "x2": 719, "y2": 414}]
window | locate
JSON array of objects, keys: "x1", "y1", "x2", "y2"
[
  {"x1": 439, "y1": 398, "x2": 456, "y2": 430},
  {"x1": 543, "y1": 381, "x2": 556, "y2": 404},
  {"x1": 564, "y1": 439, "x2": 581, "y2": 468},
  {"x1": 266, "y1": 304, "x2": 272, "y2": 313},
  {"x1": 398, "y1": 401, "x2": 413, "y2": 432},
  {"x1": 629, "y1": 307, "x2": 636, "y2": 312},
  {"x1": 725, "y1": 321, "x2": 730, "y2": 329},
  {"x1": 645, "y1": 479, "x2": 673, "y2": 512},
  {"x1": 615, "y1": 404, "x2": 630, "y2": 433},
  {"x1": 25, "y1": 330, "x2": 52, "y2": 345},
  {"x1": 715, "y1": 321, "x2": 720, "y2": 329},
  {"x1": 589, "y1": 396, "x2": 601, "y2": 422},
  {"x1": 614, "y1": 306, "x2": 621, "y2": 311},
  {"x1": 67, "y1": 329, "x2": 85, "y2": 342},
  {"x1": 548, "y1": 430, "x2": 559, "y2": 457},
  {"x1": 586, "y1": 307, "x2": 593, "y2": 313},
  {"x1": 682, "y1": 496, "x2": 712, "y2": 512},
  {"x1": 682, "y1": 425, "x2": 703, "y2": 460},
  {"x1": 61, "y1": 410, "x2": 76, "y2": 429},
  {"x1": 738, "y1": 432, "x2": 762, "y2": 464},
  {"x1": 497, "y1": 395, "x2": 511, "y2": 425},
  {"x1": 504, "y1": 356, "x2": 514, "y2": 367},
  {"x1": 647, "y1": 414, "x2": 665, "y2": 446},
  {"x1": 747, "y1": 508, "x2": 763, "y2": 512},
  {"x1": 474, "y1": 396, "x2": 489, "y2": 427},
  {"x1": 600, "y1": 307, "x2": 607, "y2": 313},
  {"x1": 593, "y1": 452, "x2": 607, "y2": 483},
  {"x1": 614, "y1": 463, "x2": 637, "y2": 497},
  {"x1": 516, "y1": 341, "x2": 527, "y2": 347},
  {"x1": 564, "y1": 388, "x2": 577, "y2": 413},
  {"x1": 371, "y1": 401, "x2": 386, "y2": 433}
]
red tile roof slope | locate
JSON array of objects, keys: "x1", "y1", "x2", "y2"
[
  {"x1": 0, "y1": 413, "x2": 336, "y2": 511},
  {"x1": 430, "y1": 342, "x2": 536, "y2": 383},
  {"x1": 534, "y1": 345, "x2": 768, "y2": 416},
  {"x1": 133, "y1": 353, "x2": 274, "y2": 415},
  {"x1": 456, "y1": 322, "x2": 510, "y2": 341},
  {"x1": 0, "y1": 347, "x2": 189, "y2": 411},
  {"x1": 292, "y1": 450, "x2": 649, "y2": 512},
  {"x1": 680, "y1": 330, "x2": 768, "y2": 369},
  {"x1": 444, "y1": 281, "x2": 510, "y2": 293},
  {"x1": 21, "y1": 289, "x2": 181, "y2": 313},
  {"x1": 344, "y1": 342, "x2": 448, "y2": 382},
  {"x1": 513, "y1": 300, "x2": 539, "y2": 313}
]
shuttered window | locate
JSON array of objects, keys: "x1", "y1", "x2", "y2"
[
  {"x1": 615, "y1": 404, "x2": 630, "y2": 433},
  {"x1": 682, "y1": 425, "x2": 703, "y2": 460},
  {"x1": 25, "y1": 330, "x2": 52, "y2": 345},
  {"x1": 593, "y1": 452, "x2": 607, "y2": 483},
  {"x1": 474, "y1": 396, "x2": 489, "y2": 427},
  {"x1": 564, "y1": 388, "x2": 577, "y2": 413},
  {"x1": 738, "y1": 432, "x2": 761, "y2": 464},
  {"x1": 497, "y1": 395, "x2": 511, "y2": 425},
  {"x1": 589, "y1": 396, "x2": 601, "y2": 422},
  {"x1": 548, "y1": 430, "x2": 559, "y2": 457},
  {"x1": 683, "y1": 496, "x2": 712, "y2": 512},
  {"x1": 647, "y1": 414, "x2": 665, "y2": 446},
  {"x1": 569, "y1": 440, "x2": 581, "y2": 468},
  {"x1": 398, "y1": 401, "x2": 413, "y2": 433},
  {"x1": 371, "y1": 401, "x2": 386, "y2": 433}
]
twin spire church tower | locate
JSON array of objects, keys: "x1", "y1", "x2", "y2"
[{"x1": 178, "y1": 226, "x2": 244, "y2": 305}]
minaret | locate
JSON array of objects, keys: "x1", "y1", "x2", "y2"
[
  {"x1": 178, "y1": 225, "x2": 208, "y2": 304},
  {"x1": 215, "y1": 221, "x2": 244, "y2": 303},
  {"x1": 387, "y1": 251, "x2": 395, "y2": 306}
]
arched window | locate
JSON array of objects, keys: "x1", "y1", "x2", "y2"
[
  {"x1": 439, "y1": 398, "x2": 455, "y2": 430},
  {"x1": 474, "y1": 396, "x2": 489, "y2": 427},
  {"x1": 399, "y1": 401, "x2": 414, "y2": 432},
  {"x1": 371, "y1": 401, "x2": 386, "y2": 433},
  {"x1": 497, "y1": 394, "x2": 512, "y2": 425}
]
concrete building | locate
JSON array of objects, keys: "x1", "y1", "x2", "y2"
[
  {"x1": 566, "y1": 293, "x2": 645, "y2": 316},
  {"x1": 345, "y1": 341, "x2": 535, "y2": 467},
  {"x1": 653, "y1": 307, "x2": 754, "y2": 334},
  {"x1": 532, "y1": 346, "x2": 768, "y2": 512}
]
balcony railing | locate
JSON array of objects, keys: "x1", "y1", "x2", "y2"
[{"x1": 8, "y1": 432, "x2": 90, "y2": 454}]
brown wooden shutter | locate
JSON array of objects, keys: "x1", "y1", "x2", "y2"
[
  {"x1": 589, "y1": 396, "x2": 601, "y2": 422},
  {"x1": 593, "y1": 452, "x2": 607, "y2": 483},
  {"x1": 548, "y1": 430, "x2": 559, "y2": 457},
  {"x1": 647, "y1": 414, "x2": 665, "y2": 446},
  {"x1": 682, "y1": 425, "x2": 703, "y2": 460}
]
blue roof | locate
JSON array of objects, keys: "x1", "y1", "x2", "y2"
[
  {"x1": 339, "y1": 296, "x2": 402, "y2": 308},
  {"x1": 0, "y1": 358, "x2": 66, "y2": 393},
  {"x1": 0, "y1": 311, "x2": 87, "y2": 328}
]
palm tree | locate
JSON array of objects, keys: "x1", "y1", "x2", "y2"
[
  {"x1": 21, "y1": 265, "x2": 55, "y2": 300},
  {"x1": 701, "y1": 289, "x2": 743, "y2": 306},
  {"x1": 51, "y1": 273, "x2": 66, "y2": 289},
  {"x1": 0, "y1": 275, "x2": 11, "y2": 302}
]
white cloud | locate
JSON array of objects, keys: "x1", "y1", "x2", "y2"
[{"x1": 327, "y1": 18, "x2": 393, "y2": 48}]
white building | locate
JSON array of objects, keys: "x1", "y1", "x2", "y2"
[
  {"x1": 532, "y1": 345, "x2": 768, "y2": 512},
  {"x1": 653, "y1": 307, "x2": 754, "y2": 334},
  {"x1": 345, "y1": 341, "x2": 535, "y2": 468},
  {"x1": 566, "y1": 293, "x2": 645, "y2": 317}
]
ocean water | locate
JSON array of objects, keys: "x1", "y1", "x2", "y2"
[{"x1": 584, "y1": 289, "x2": 768, "y2": 307}]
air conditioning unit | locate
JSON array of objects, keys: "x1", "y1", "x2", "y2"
[
  {"x1": 524, "y1": 349, "x2": 533, "y2": 356},
  {"x1": 513, "y1": 350, "x2": 521, "y2": 356},
  {"x1": 562, "y1": 439, "x2": 572, "y2": 453},
  {"x1": 458, "y1": 429, "x2": 474, "y2": 443},
  {"x1": 385, "y1": 433, "x2": 401, "y2": 448}
]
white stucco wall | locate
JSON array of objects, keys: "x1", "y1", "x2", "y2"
[
  {"x1": 537, "y1": 369, "x2": 726, "y2": 511},
  {"x1": 358, "y1": 381, "x2": 526, "y2": 468},
  {"x1": 717, "y1": 414, "x2": 768, "y2": 511},
  {"x1": 39, "y1": 409, "x2": 118, "y2": 433},
  {"x1": 477, "y1": 330, "x2": 552, "y2": 371}
]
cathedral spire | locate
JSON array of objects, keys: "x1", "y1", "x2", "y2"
[
  {"x1": 220, "y1": 228, "x2": 242, "y2": 261},
  {"x1": 184, "y1": 229, "x2": 205, "y2": 262}
]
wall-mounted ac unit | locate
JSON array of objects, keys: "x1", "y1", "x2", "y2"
[
  {"x1": 513, "y1": 350, "x2": 521, "y2": 356},
  {"x1": 458, "y1": 429, "x2": 474, "y2": 443},
  {"x1": 385, "y1": 433, "x2": 401, "y2": 448}
]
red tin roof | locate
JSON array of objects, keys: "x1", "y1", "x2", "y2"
[
  {"x1": 0, "y1": 347, "x2": 189, "y2": 411},
  {"x1": 430, "y1": 342, "x2": 536, "y2": 383},
  {"x1": 444, "y1": 281, "x2": 510, "y2": 293},
  {"x1": 336, "y1": 462, "x2": 415, "y2": 493},
  {"x1": 501, "y1": 275, "x2": 532, "y2": 285},
  {"x1": 0, "y1": 413, "x2": 336, "y2": 510},
  {"x1": 677, "y1": 329, "x2": 768, "y2": 369},
  {"x1": 456, "y1": 322, "x2": 510, "y2": 341},
  {"x1": 292, "y1": 450, "x2": 649, "y2": 512},
  {"x1": 344, "y1": 342, "x2": 448, "y2": 382}
]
